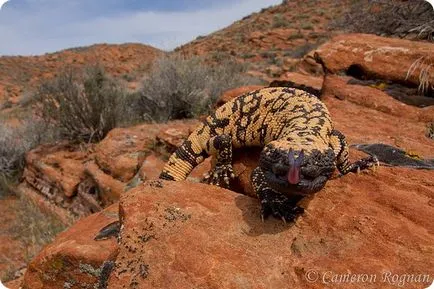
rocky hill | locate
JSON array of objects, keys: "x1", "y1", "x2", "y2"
[
  {"x1": 0, "y1": 43, "x2": 163, "y2": 109},
  {"x1": 176, "y1": 0, "x2": 353, "y2": 79}
]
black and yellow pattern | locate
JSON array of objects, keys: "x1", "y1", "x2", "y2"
[{"x1": 159, "y1": 87, "x2": 378, "y2": 221}]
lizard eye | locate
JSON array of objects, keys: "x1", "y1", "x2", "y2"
[{"x1": 272, "y1": 163, "x2": 287, "y2": 176}]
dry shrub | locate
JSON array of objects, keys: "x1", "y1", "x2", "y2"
[
  {"x1": 285, "y1": 41, "x2": 324, "y2": 58},
  {"x1": 0, "y1": 119, "x2": 54, "y2": 197},
  {"x1": 35, "y1": 65, "x2": 127, "y2": 143},
  {"x1": 332, "y1": 0, "x2": 434, "y2": 41},
  {"x1": 136, "y1": 55, "x2": 263, "y2": 122}
]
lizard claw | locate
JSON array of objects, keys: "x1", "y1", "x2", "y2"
[
  {"x1": 259, "y1": 194, "x2": 304, "y2": 223},
  {"x1": 202, "y1": 164, "x2": 235, "y2": 188},
  {"x1": 352, "y1": 155, "x2": 380, "y2": 174}
]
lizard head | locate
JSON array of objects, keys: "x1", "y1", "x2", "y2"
[
  {"x1": 259, "y1": 144, "x2": 305, "y2": 188},
  {"x1": 258, "y1": 142, "x2": 335, "y2": 194}
]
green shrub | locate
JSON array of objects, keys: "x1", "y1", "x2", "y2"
[
  {"x1": 35, "y1": 65, "x2": 127, "y2": 143},
  {"x1": 272, "y1": 14, "x2": 290, "y2": 28},
  {"x1": 136, "y1": 55, "x2": 263, "y2": 122},
  {"x1": 301, "y1": 22, "x2": 314, "y2": 30}
]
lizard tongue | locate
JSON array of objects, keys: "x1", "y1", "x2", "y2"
[{"x1": 287, "y1": 167, "x2": 300, "y2": 184}]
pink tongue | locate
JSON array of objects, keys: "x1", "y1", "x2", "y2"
[{"x1": 287, "y1": 167, "x2": 300, "y2": 184}]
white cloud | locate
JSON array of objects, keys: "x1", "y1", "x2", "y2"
[
  {"x1": 0, "y1": 1, "x2": 9, "y2": 10},
  {"x1": 0, "y1": 0, "x2": 281, "y2": 55}
]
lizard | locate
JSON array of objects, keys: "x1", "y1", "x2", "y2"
[{"x1": 159, "y1": 87, "x2": 378, "y2": 222}]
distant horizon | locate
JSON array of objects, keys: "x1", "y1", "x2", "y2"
[{"x1": 0, "y1": 0, "x2": 282, "y2": 56}]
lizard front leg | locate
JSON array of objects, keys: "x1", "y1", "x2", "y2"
[
  {"x1": 330, "y1": 129, "x2": 379, "y2": 175},
  {"x1": 202, "y1": 134, "x2": 235, "y2": 188},
  {"x1": 251, "y1": 167, "x2": 304, "y2": 223}
]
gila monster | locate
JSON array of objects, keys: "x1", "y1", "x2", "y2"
[{"x1": 159, "y1": 87, "x2": 378, "y2": 222}]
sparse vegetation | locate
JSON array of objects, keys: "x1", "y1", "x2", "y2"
[
  {"x1": 284, "y1": 41, "x2": 323, "y2": 58},
  {"x1": 316, "y1": 8, "x2": 326, "y2": 16},
  {"x1": 272, "y1": 14, "x2": 290, "y2": 28},
  {"x1": 35, "y1": 65, "x2": 128, "y2": 143},
  {"x1": 260, "y1": 51, "x2": 277, "y2": 59},
  {"x1": 0, "y1": 119, "x2": 55, "y2": 197},
  {"x1": 332, "y1": 0, "x2": 434, "y2": 41},
  {"x1": 301, "y1": 22, "x2": 314, "y2": 30},
  {"x1": 136, "y1": 55, "x2": 263, "y2": 122},
  {"x1": 287, "y1": 31, "x2": 304, "y2": 40},
  {"x1": 241, "y1": 53, "x2": 256, "y2": 59},
  {"x1": 13, "y1": 196, "x2": 67, "y2": 263},
  {"x1": 295, "y1": 14, "x2": 310, "y2": 20}
]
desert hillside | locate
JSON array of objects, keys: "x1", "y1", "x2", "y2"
[
  {"x1": 0, "y1": 43, "x2": 163, "y2": 108},
  {"x1": 176, "y1": 0, "x2": 351, "y2": 77}
]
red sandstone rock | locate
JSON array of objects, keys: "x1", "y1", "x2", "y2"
[
  {"x1": 21, "y1": 204, "x2": 119, "y2": 289},
  {"x1": 105, "y1": 180, "x2": 433, "y2": 289},
  {"x1": 315, "y1": 34, "x2": 434, "y2": 87},
  {"x1": 215, "y1": 85, "x2": 265, "y2": 107},
  {"x1": 19, "y1": 120, "x2": 203, "y2": 220},
  {"x1": 23, "y1": 142, "x2": 92, "y2": 199},
  {"x1": 138, "y1": 153, "x2": 167, "y2": 181},
  {"x1": 322, "y1": 75, "x2": 434, "y2": 123},
  {"x1": 84, "y1": 161, "x2": 124, "y2": 206},
  {"x1": 95, "y1": 124, "x2": 163, "y2": 182},
  {"x1": 5, "y1": 276, "x2": 24, "y2": 289},
  {"x1": 155, "y1": 119, "x2": 201, "y2": 153},
  {"x1": 278, "y1": 72, "x2": 323, "y2": 92}
]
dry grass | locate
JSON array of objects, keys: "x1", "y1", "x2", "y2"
[
  {"x1": 13, "y1": 197, "x2": 67, "y2": 262},
  {"x1": 0, "y1": 195, "x2": 68, "y2": 282},
  {"x1": 426, "y1": 122, "x2": 434, "y2": 140},
  {"x1": 406, "y1": 56, "x2": 433, "y2": 95}
]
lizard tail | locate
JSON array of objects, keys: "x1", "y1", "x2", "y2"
[{"x1": 159, "y1": 132, "x2": 207, "y2": 181}]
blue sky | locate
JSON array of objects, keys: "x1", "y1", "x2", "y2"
[{"x1": 0, "y1": 0, "x2": 282, "y2": 56}]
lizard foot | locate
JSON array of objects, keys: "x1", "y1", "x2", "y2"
[
  {"x1": 260, "y1": 192, "x2": 304, "y2": 223},
  {"x1": 202, "y1": 164, "x2": 235, "y2": 188},
  {"x1": 354, "y1": 155, "x2": 380, "y2": 174}
]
